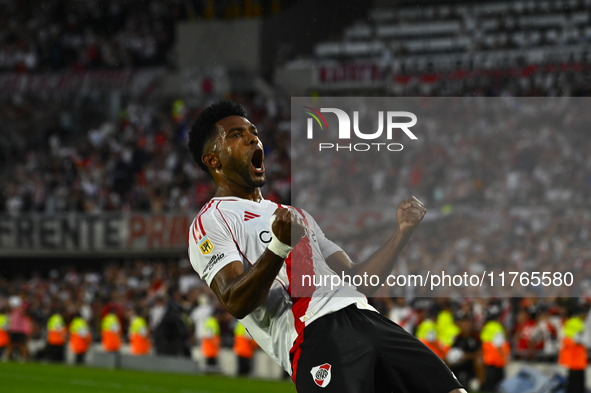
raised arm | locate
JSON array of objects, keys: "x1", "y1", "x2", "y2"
[
  {"x1": 210, "y1": 208, "x2": 305, "y2": 319},
  {"x1": 326, "y1": 196, "x2": 426, "y2": 296}
]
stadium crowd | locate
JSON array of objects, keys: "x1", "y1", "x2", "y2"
[
  {"x1": 0, "y1": 259, "x2": 590, "y2": 388},
  {"x1": 0, "y1": 93, "x2": 292, "y2": 215},
  {"x1": 0, "y1": 0, "x2": 191, "y2": 72},
  {"x1": 0, "y1": 257, "x2": 271, "y2": 376},
  {"x1": 0, "y1": 0, "x2": 300, "y2": 73},
  {"x1": 338, "y1": 207, "x2": 591, "y2": 299},
  {"x1": 0, "y1": 0, "x2": 311, "y2": 74},
  {"x1": 3, "y1": 89, "x2": 591, "y2": 215}
]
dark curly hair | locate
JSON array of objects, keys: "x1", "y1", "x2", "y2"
[{"x1": 188, "y1": 100, "x2": 247, "y2": 177}]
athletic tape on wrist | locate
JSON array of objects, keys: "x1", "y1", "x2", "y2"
[{"x1": 268, "y1": 214, "x2": 293, "y2": 258}]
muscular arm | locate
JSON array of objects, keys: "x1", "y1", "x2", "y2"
[
  {"x1": 210, "y1": 251, "x2": 285, "y2": 319},
  {"x1": 209, "y1": 208, "x2": 305, "y2": 319},
  {"x1": 326, "y1": 196, "x2": 426, "y2": 296}
]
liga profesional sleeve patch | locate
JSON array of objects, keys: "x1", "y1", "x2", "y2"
[
  {"x1": 188, "y1": 208, "x2": 242, "y2": 287},
  {"x1": 198, "y1": 236, "x2": 214, "y2": 255}
]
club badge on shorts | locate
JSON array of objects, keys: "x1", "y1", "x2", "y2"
[{"x1": 310, "y1": 363, "x2": 331, "y2": 387}]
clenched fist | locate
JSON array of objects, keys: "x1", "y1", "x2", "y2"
[
  {"x1": 271, "y1": 207, "x2": 306, "y2": 246},
  {"x1": 396, "y1": 196, "x2": 427, "y2": 238}
]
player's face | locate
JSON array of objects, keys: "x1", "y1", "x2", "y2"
[{"x1": 214, "y1": 115, "x2": 266, "y2": 188}]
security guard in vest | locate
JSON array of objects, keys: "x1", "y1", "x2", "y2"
[
  {"x1": 0, "y1": 310, "x2": 9, "y2": 358},
  {"x1": 437, "y1": 306, "x2": 461, "y2": 357},
  {"x1": 559, "y1": 305, "x2": 589, "y2": 393},
  {"x1": 201, "y1": 315, "x2": 221, "y2": 371},
  {"x1": 129, "y1": 309, "x2": 151, "y2": 356},
  {"x1": 233, "y1": 321, "x2": 257, "y2": 376},
  {"x1": 480, "y1": 302, "x2": 510, "y2": 393},
  {"x1": 69, "y1": 314, "x2": 92, "y2": 365},
  {"x1": 416, "y1": 303, "x2": 445, "y2": 359},
  {"x1": 47, "y1": 312, "x2": 67, "y2": 362},
  {"x1": 101, "y1": 313, "x2": 122, "y2": 352}
]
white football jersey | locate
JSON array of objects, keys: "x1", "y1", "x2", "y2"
[{"x1": 188, "y1": 196, "x2": 376, "y2": 374}]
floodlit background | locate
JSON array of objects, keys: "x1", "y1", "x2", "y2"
[{"x1": 0, "y1": 0, "x2": 590, "y2": 392}]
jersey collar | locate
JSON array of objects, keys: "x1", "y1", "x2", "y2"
[{"x1": 211, "y1": 196, "x2": 266, "y2": 203}]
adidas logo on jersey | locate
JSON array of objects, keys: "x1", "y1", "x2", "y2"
[{"x1": 244, "y1": 211, "x2": 260, "y2": 221}]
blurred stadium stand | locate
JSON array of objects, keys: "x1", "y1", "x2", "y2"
[{"x1": 275, "y1": 0, "x2": 591, "y2": 95}]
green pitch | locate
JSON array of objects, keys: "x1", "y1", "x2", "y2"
[{"x1": 0, "y1": 362, "x2": 297, "y2": 393}]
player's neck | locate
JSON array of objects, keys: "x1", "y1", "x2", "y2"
[{"x1": 214, "y1": 184, "x2": 263, "y2": 202}]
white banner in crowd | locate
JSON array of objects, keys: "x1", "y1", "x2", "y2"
[
  {"x1": 0, "y1": 69, "x2": 165, "y2": 95},
  {"x1": 0, "y1": 213, "x2": 193, "y2": 256}
]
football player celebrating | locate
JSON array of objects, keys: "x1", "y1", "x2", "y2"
[{"x1": 188, "y1": 100, "x2": 465, "y2": 393}]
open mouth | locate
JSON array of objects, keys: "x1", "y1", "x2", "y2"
[{"x1": 250, "y1": 148, "x2": 265, "y2": 175}]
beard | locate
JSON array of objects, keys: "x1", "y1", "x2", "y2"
[{"x1": 226, "y1": 156, "x2": 266, "y2": 188}]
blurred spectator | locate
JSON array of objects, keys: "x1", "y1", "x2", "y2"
[
  {"x1": 415, "y1": 301, "x2": 445, "y2": 359},
  {"x1": 0, "y1": 307, "x2": 8, "y2": 358},
  {"x1": 446, "y1": 311, "x2": 484, "y2": 391},
  {"x1": 388, "y1": 297, "x2": 417, "y2": 334},
  {"x1": 233, "y1": 321, "x2": 257, "y2": 376},
  {"x1": 559, "y1": 305, "x2": 589, "y2": 393},
  {"x1": 101, "y1": 312, "x2": 122, "y2": 352},
  {"x1": 179, "y1": 259, "x2": 202, "y2": 295},
  {"x1": 480, "y1": 302, "x2": 510, "y2": 392},
  {"x1": 128, "y1": 308, "x2": 151, "y2": 356},
  {"x1": 201, "y1": 312, "x2": 221, "y2": 371},
  {"x1": 190, "y1": 293, "x2": 214, "y2": 346},
  {"x1": 6, "y1": 295, "x2": 31, "y2": 362},
  {"x1": 153, "y1": 289, "x2": 191, "y2": 357},
  {"x1": 150, "y1": 294, "x2": 167, "y2": 331},
  {"x1": 69, "y1": 313, "x2": 92, "y2": 365},
  {"x1": 436, "y1": 299, "x2": 460, "y2": 356},
  {"x1": 46, "y1": 311, "x2": 67, "y2": 362},
  {"x1": 529, "y1": 304, "x2": 560, "y2": 361},
  {"x1": 513, "y1": 307, "x2": 537, "y2": 360}
]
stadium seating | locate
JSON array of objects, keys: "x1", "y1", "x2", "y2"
[{"x1": 311, "y1": 0, "x2": 591, "y2": 63}]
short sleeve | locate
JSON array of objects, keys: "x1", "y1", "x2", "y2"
[
  {"x1": 188, "y1": 209, "x2": 242, "y2": 286},
  {"x1": 302, "y1": 210, "x2": 343, "y2": 259}
]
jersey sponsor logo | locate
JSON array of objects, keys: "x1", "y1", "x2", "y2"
[
  {"x1": 204, "y1": 253, "x2": 225, "y2": 274},
  {"x1": 244, "y1": 211, "x2": 260, "y2": 221},
  {"x1": 259, "y1": 231, "x2": 272, "y2": 244},
  {"x1": 198, "y1": 236, "x2": 214, "y2": 255},
  {"x1": 310, "y1": 363, "x2": 331, "y2": 387}
]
